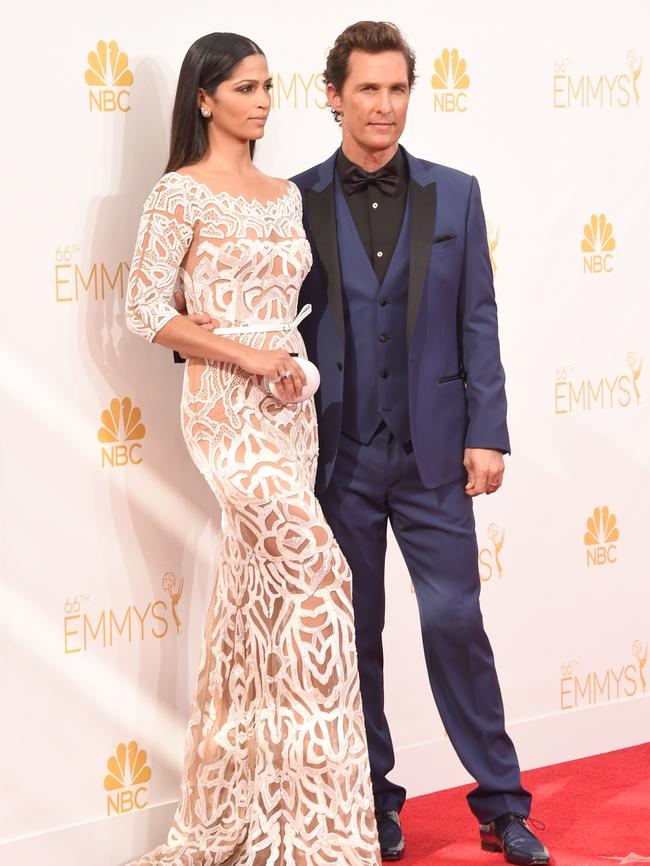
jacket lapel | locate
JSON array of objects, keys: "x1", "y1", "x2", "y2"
[
  {"x1": 305, "y1": 153, "x2": 345, "y2": 342},
  {"x1": 405, "y1": 151, "x2": 437, "y2": 348}
]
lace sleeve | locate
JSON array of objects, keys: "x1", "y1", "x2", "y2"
[{"x1": 125, "y1": 175, "x2": 194, "y2": 342}]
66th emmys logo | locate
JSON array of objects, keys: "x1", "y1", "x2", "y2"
[
  {"x1": 431, "y1": 49, "x2": 470, "y2": 112},
  {"x1": 64, "y1": 572, "x2": 183, "y2": 654},
  {"x1": 104, "y1": 741, "x2": 151, "y2": 815},
  {"x1": 581, "y1": 214, "x2": 616, "y2": 273},
  {"x1": 553, "y1": 51, "x2": 642, "y2": 109},
  {"x1": 55, "y1": 245, "x2": 130, "y2": 303},
  {"x1": 98, "y1": 398, "x2": 145, "y2": 467},
  {"x1": 271, "y1": 71, "x2": 327, "y2": 110},
  {"x1": 555, "y1": 352, "x2": 642, "y2": 414},
  {"x1": 584, "y1": 506, "x2": 619, "y2": 567},
  {"x1": 85, "y1": 40, "x2": 133, "y2": 112},
  {"x1": 561, "y1": 640, "x2": 648, "y2": 710},
  {"x1": 478, "y1": 523, "x2": 506, "y2": 582}
]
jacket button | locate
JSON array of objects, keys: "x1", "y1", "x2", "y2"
[
  {"x1": 379, "y1": 369, "x2": 388, "y2": 378},
  {"x1": 378, "y1": 334, "x2": 388, "y2": 343},
  {"x1": 337, "y1": 361, "x2": 343, "y2": 370},
  {"x1": 378, "y1": 298, "x2": 387, "y2": 306}
]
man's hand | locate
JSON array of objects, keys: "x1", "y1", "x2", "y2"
[
  {"x1": 173, "y1": 291, "x2": 216, "y2": 359},
  {"x1": 464, "y1": 448, "x2": 505, "y2": 496}
]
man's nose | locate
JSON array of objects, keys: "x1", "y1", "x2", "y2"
[{"x1": 376, "y1": 88, "x2": 392, "y2": 114}]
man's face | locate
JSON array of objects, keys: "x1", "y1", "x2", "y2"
[{"x1": 327, "y1": 50, "x2": 410, "y2": 154}]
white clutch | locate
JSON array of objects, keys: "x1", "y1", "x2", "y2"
[{"x1": 263, "y1": 356, "x2": 320, "y2": 403}]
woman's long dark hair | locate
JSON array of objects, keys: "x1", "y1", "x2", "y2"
[{"x1": 165, "y1": 33, "x2": 265, "y2": 173}]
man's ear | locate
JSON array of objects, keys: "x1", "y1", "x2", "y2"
[{"x1": 326, "y1": 82, "x2": 342, "y2": 115}]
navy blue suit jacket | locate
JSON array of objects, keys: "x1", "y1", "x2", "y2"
[{"x1": 291, "y1": 148, "x2": 510, "y2": 495}]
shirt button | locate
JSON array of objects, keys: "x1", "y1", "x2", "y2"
[
  {"x1": 379, "y1": 298, "x2": 387, "y2": 306},
  {"x1": 379, "y1": 334, "x2": 388, "y2": 343},
  {"x1": 376, "y1": 250, "x2": 383, "y2": 258},
  {"x1": 372, "y1": 202, "x2": 379, "y2": 209}
]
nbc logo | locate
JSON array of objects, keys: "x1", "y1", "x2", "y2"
[
  {"x1": 104, "y1": 741, "x2": 151, "y2": 815},
  {"x1": 98, "y1": 397, "x2": 145, "y2": 468},
  {"x1": 478, "y1": 522, "x2": 505, "y2": 582},
  {"x1": 431, "y1": 49, "x2": 470, "y2": 112},
  {"x1": 85, "y1": 40, "x2": 133, "y2": 112},
  {"x1": 581, "y1": 214, "x2": 616, "y2": 273},
  {"x1": 584, "y1": 506, "x2": 619, "y2": 567}
]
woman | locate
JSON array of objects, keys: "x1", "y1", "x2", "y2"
[{"x1": 124, "y1": 33, "x2": 380, "y2": 866}]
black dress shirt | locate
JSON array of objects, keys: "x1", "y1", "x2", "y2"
[{"x1": 336, "y1": 147, "x2": 409, "y2": 283}]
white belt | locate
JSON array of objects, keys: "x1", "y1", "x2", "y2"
[{"x1": 212, "y1": 304, "x2": 311, "y2": 348}]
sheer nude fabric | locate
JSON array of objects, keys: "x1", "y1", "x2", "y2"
[{"x1": 124, "y1": 173, "x2": 380, "y2": 866}]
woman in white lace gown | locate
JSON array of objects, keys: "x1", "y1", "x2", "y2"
[{"x1": 124, "y1": 33, "x2": 380, "y2": 866}]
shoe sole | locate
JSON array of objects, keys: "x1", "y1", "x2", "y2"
[
  {"x1": 481, "y1": 840, "x2": 550, "y2": 865},
  {"x1": 381, "y1": 841, "x2": 405, "y2": 861}
]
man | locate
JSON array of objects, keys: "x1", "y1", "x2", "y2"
[
  {"x1": 176, "y1": 20, "x2": 549, "y2": 865},
  {"x1": 289, "y1": 21, "x2": 549, "y2": 866}
]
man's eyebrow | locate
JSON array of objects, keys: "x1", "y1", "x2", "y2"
[{"x1": 355, "y1": 80, "x2": 408, "y2": 88}]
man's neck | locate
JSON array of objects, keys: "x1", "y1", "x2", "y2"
[{"x1": 340, "y1": 140, "x2": 399, "y2": 173}]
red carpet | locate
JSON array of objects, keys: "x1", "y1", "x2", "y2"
[{"x1": 399, "y1": 743, "x2": 650, "y2": 865}]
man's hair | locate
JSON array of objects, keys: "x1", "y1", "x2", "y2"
[{"x1": 323, "y1": 21, "x2": 417, "y2": 123}]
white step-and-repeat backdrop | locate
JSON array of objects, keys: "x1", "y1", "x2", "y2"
[{"x1": 2, "y1": 1, "x2": 649, "y2": 863}]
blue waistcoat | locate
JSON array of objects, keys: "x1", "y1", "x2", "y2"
[{"x1": 335, "y1": 177, "x2": 412, "y2": 444}]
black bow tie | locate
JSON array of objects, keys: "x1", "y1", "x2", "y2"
[{"x1": 342, "y1": 162, "x2": 400, "y2": 196}]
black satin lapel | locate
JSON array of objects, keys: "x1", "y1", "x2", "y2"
[
  {"x1": 306, "y1": 185, "x2": 345, "y2": 342},
  {"x1": 407, "y1": 180, "x2": 437, "y2": 347}
]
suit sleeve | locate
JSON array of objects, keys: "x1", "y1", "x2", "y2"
[{"x1": 458, "y1": 176, "x2": 511, "y2": 454}]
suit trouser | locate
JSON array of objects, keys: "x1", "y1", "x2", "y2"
[{"x1": 318, "y1": 421, "x2": 532, "y2": 823}]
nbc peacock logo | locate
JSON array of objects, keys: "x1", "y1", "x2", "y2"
[
  {"x1": 85, "y1": 40, "x2": 133, "y2": 112},
  {"x1": 581, "y1": 214, "x2": 616, "y2": 273},
  {"x1": 584, "y1": 506, "x2": 619, "y2": 567},
  {"x1": 98, "y1": 397, "x2": 145, "y2": 468},
  {"x1": 104, "y1": 741, "x2": 151, "y2": 815},
  {"x1": 431, "y1": 49, "x2": 470, "y2": 112}
]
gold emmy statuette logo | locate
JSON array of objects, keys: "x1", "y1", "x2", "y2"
[
  {"x1": 54, "y1": 245, "x2": 130, "y2": 303},
  {"x1": 581, "y1": 214, "x2": 616, "y2": 273},
  {"x1": 271, "y1": 71, "x2": 327, "y2": 110},
  {"x1": 584, "y1": 506, "x2": 619, "y2": 566},
  {"x1": 553, "y1": 51, "x2": 642, "y2": 109},
  {"x1": 98, "y1": 397, "x2": 145, "y2": 468},
  {"x1": 487, "y1": 221, "x2": 500, "y2": 276},
  {"x1": 554, "y1": 351, "x2": 642, "y2": 414},
  {"x1": 85, "y1": 40, "x2": 133, "y2": 112},
  {"x1": 104, "y1": 741, "x2": 151, "y2": 815},
  {"x1": 162, "y1": 572, "x2": 184, "y2": 634},
  {"x1": 561, "y1": 640, "x2": 647, "y2": 710},
  {"x1": 478, "y1": 523, "x2": 505, "y2": 582},
  {"x1": 627, "y1": 352, "x2": 643, "y2": 404},
  {"x1": 431, "y1": 49, "x2": 470, "y2": 112},
  {"x1": 633, "y1": 640, "x2": 648, "y2": 693}
]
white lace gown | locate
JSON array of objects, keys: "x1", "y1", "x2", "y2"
[{"x1": 124, "y1": 172, "x2": 380, "y2": 866}]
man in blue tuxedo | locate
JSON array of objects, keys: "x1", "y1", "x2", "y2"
[{"x1": 289, "y1": 21, "x2": 550, "y2": 866}]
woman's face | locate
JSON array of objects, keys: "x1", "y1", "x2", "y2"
[{"x1": 199, "y1": 53, "x2": 272, "y2": 143}]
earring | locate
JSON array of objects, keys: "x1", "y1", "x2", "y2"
[{"x1": 200, "y1": 106, "x2": 211, "y2": 118}]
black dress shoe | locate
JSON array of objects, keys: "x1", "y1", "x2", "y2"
[
  {"x1": 376, "y1": 810, "x2": 405, "y2": 860},
  {"x1": 480, "y1": 812, "x2": 550, "y2": 865}
]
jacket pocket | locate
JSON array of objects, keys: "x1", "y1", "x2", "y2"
[{"x1": 438, "y1": 373, "x2": 465, "y2": 384}]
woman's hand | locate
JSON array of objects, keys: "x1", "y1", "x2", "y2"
[{"x1": 236, "y1": 345, "x2": 307, "y2": 402}]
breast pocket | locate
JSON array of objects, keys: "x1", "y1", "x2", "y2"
[{"x1": 430, "y1": 233, "x2": 460, "y2": 257}]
